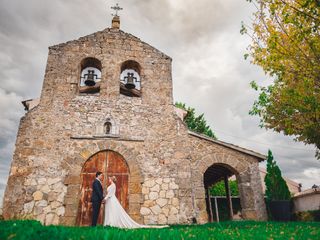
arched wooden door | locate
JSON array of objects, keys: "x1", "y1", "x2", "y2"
[{"x1": 77, "y1": 151, "x2": 129, "y2": 226}]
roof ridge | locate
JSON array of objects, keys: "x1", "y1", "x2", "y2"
[
  {"x1": 188, "y1": 130, "x2": 266, "y2": 161},
  {"x1": 48, "y1": 28, "x2": 171, "y2": 60}
]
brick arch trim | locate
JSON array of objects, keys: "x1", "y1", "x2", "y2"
[{"x1": 195, "y1": 152, "x2": 252, "y2": 177}]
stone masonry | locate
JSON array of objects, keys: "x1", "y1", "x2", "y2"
[{"x1": 3, "y1": 18, "x2": 267, "y2": 225}]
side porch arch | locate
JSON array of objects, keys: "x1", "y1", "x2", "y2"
[
  {"x1": 187, "y1": 137, "x2": 267, "y2": 223},
  {"x1": 204, "y1": 163, "x2": 238, "y2": 222}
]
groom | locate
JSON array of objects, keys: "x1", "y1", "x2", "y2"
[{"x1": 91, "y1": 171, "x2": 104, "y2": 226}]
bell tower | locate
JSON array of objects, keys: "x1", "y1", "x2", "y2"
[{"x1": 34, "y1": 1, "x2": 172, "y2": 106}]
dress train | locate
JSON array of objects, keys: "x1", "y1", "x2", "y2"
[{"x1": 103, "y1": 183, "x2": 168, "y2": 229}]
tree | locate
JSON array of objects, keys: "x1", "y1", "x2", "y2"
[
  {"x1": 241, "y1": 0, "x2": 320, "y2": 159},
  {"x1": 210, "y1": 180, "x2": 239, "y2": 196},
  {"x1": 175, "y1": 102, "x2": 217, "y2": 139},
  {"x1": 265, "y1": 150, "x2": 291, "y2": 201}
]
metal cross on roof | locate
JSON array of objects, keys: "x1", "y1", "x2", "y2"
[{"x1": 111, "y1": 3, "x2": 123, "y2": 16}]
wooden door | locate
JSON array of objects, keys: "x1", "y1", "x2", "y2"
[{"x1": 76, "y1": 151, "x2": 129, "y2": 226}]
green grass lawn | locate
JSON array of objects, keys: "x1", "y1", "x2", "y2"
[{"x1": 0, "y1": 220, "x2": 319, "y2": 240}]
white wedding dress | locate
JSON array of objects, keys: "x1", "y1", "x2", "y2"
[{"x1": 103, "y1": 182, "x2": 167, "y2": 229}]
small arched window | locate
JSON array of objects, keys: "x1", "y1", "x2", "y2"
[
  {"x1": 79, "y1": 57, "x2": 102, "y2": 94},
  {"x1": 120, "y1": 60, "x2": 141, "y2": 97}
]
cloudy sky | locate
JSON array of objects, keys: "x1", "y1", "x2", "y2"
[{"x1": 0, "y1": 0, "x2": 319, "y2": 207}]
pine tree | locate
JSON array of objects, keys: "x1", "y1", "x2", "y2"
[
  {"x1": 265, "y1": 150, "x2": 291, "y2": 201},
  {"x1": 175, "y1": 102, "x2": 217, "y2": 139}
]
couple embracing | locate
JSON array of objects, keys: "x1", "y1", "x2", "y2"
[{"x1": 91, "y1": 171, "x2": 167, "y2": 229}]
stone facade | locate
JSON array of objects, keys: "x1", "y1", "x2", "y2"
[{"x1": 3, "y1": 21, "x2": 267, "y2": 225}]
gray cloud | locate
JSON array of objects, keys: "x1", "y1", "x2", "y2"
[
  {"x1": 0, "y1": 0, "x2": 318, "y2": 210},
  {"x1": 0, "y1": 89, "x2": 23, "y2": 204}
]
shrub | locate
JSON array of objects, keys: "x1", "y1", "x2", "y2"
[
  {"x1": 294, "y1": 210, "x2": 320, "y2": 222},
  {"x1": 210, "y1": 180, "x2": 239, "y2": 197}
]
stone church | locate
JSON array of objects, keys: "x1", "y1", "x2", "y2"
[{"x1": 3, "y1": 15, "x2": 267, "y2": 226}]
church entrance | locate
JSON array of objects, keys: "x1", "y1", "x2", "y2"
[
  {"x1": 76, "y1": 150, "x2": 129, "y2": 226},
  {"x1": 203, "y1": 163, "x2": 239, "y2": 222}
]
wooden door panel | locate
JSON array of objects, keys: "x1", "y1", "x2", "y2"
[
  {"x1": 106, "y1": 151, "x2": 129, "y2": 211},
  {"x1": 77, "y1": 173, "x2": 95, "y2": 226},
  {"x1": 77, "y1": 152, "x2": 107, "y2": 226},
  {"x1": 77, "y1": 151, "x2": 129, "y2": 226},
  {"x1": 106, "y1": 151, "x2": 128, "y2": 173},
  {"x1": 82, "y1": 152, "x2": 106, "y2": 173},
  {"x1": 115, "y1": 174, "x2": 128, "y2": 210},
  {"x1": 82, "y1": 173, "x2": 95, "y2": 225}
]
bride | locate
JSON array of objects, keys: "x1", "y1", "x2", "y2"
[{"x1": 103, "y1": 176, "x2": 167, "y2": 229}]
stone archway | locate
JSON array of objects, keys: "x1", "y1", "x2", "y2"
[
  {"x1": 190, "y1": 149, "x2": 267, "y2": 223},
  {"x1": 203, "y1": 163, "x2": 238, "y2": 222},
  {"x1": 76, "y1": 150, "x2": 129, "y2": 226}
]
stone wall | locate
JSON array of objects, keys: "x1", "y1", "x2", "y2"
[
  {"x1": 293, "y1": 188, "x2": 320, "y2": 213},
  {"x1": 3, "y1": 26, "x2": 267, "y2": 225},
  {"x1": 141, "y1": 177, "x2": 180, "y2": 224}
]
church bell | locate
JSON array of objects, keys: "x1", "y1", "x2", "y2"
[
  {"x1": 124, "y1": 72, "x2": 136, "y2": 89},
  {"x1": 84, "y1": 70, "x2": 97, "y2": 86}
]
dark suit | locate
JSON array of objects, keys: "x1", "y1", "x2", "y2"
[{"x1": 91, "y1": 178, "x2": 103, "y2": 226}]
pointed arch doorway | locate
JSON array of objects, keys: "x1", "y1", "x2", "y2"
[{"x1": 76, "y1": 150, "x2": 129, "y2": 226}]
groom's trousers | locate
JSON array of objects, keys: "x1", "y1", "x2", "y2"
[{"x1": 91, "y1": 201, "x2": 101, "y2": 226}]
